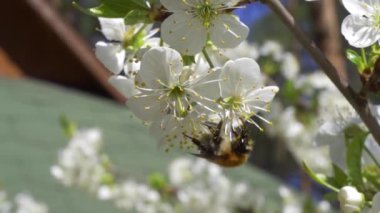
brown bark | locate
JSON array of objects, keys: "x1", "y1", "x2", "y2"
[{"x1": 311, "y1": 0, "x2": 347, "y2": 84}]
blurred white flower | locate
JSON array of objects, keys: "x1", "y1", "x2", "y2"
[
  {"x1": 317, "y1": 200, "x2": 331, "y2": 213},
  {"x1": 160, "y1": 0, "x2": 249, "y2": 55},
  {"x1": 316, "y1": 104, "x2": 380, "y2": 171},
  {"x1": 280, "y1": 52, "x2": 300, "y2": 80},
  {"x1": 14, "y1": 193, "x2": 48, "y2": 213},
  {"x1": 51, "y1": 128, "x2": 109, "y2": 193},
  {"x1": 168, "y1": 157, "x2": 252, "y2": 212},
  {"x1": 0, "y1": 191, "x2": 12, "y2": 213},
  {"x1": 278, "y1": 185, "x2": 302, "y2": 213},
  {"x1": 260, "y1": 40, "x2": 283, "y2": 60},
  {"x1": 223, "y1": 41, "x2": 260, "y2": 61},
  {"x1": 97, "y1": 186, "x2": 116, "y2": 201},
  {"x1": 338, "y1": 186, "x2": 364, "y2": 213},
  {"x1": 341, "y1": 0, "x2": 380, "y2": 48},
  {"x1": 113, "y1": 181, "x2": 172, "y2": 213}
]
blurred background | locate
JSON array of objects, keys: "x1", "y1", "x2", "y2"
[{"x1": 0, "y1": 0, "x2": 351, "y2": 212}]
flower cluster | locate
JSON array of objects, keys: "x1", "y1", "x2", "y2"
[
  {"x1": 51, "y1": 128, "x2": 284, "y2": 212},
  {"x1": 167, "y1": 157, "x2": 254, "y2": 212},
  {"x1": 50, "y1": 128, "x2": 113, "y2": 193},
  {"x1": 95, "y1": 12, "x2": 279, "y2": 157},
  {"x1": 0, "y1": 190, "x2": 48, "y2": 213}
]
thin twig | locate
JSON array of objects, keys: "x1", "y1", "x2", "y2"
[{"x1": 260, "y1": 0, "x2": 380, "y2": 146}]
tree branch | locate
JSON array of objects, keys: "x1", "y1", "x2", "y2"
[{"x1": 260, "y1": 0, "x2": 380, "y2": 145}]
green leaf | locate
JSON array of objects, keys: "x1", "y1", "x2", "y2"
[
  {"x1": 73, "y1": 0, "x2": 150, "y2": 20},
  {"x1": 72, "y1": 2, "x2": 128, "y2": 18},
  {"x1": 331, "y1": 163, "x2": 349, "y2": 188},
  {"x1": 59, "y1": 115, "x2": 77, "y2": 138},
  {"x1": 302, "y1": 197, "x2": 316, "y2": 213},
  {"x1": 346, "y1": 49, "x2": 365, "y2": 72},
  {"x1": 302, "y1": 161, "x2": 339, "y2": 192},
  {"x1": 100, "y1": 0, "x2": 149, "y2": 13},
  {"x1": 362, "y1": 165, "x2": 380, "y2": 191},
  {"x1": 281, "y1": 80, "x2": 299, "y2": 105},
  {"x1": 124, "y1": 10, "x2": 151, "y2": 25},
  {"x1": 148, "y1": 173, "x2": 167, "y2": 190},
  {"x1": 128, "y1": 0, "x2": 150, "y2": 9},
  {"x1": 345, "y1": 125, "x2": 368, "y2": 188},
  {"x1": 323, "y1": 192, "x2": 338, "y2": 201}
]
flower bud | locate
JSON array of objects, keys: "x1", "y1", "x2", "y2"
[{"x1": 338, "y1": 186, "x2": 365, "y2": 213}]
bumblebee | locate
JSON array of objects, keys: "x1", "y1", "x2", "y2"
[{"x1": 187, "y1": 121, "x2": 254, "y2": 167}]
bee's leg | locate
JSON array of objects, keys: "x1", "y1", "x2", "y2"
[
  {"x1": 183, "y1": 134, "x2": 207, "y2": 150},
  {"x1": 183, "y1": 134, "x2": 215, "y2": 156}
]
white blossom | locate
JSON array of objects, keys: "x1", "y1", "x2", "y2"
[
  {"x1": 95, "y1": 18, "x2": 159, "y2": 98},
  {"x1": 113, "y1": 181, "x2": 171, "y2": 213},
  {"x1": 14, "y1": 193, "x2": 48, "y2": 213},
  {"x1": 127, "y1": 47, "x2": 220, "y2": 122},
  {"x1": 278, "y1": 185, "x2": 302, "y2": 213},
  {"x1": 341, "y1": 0, "x2": 380, "y2": 48},
  {"x1": 50, "y1": 128, "x2": 110, "y2": 193},
  {"x1": 0, "y1": 191, "x2": 12, "y2": 213},
  {"x1": 160, "y1": 0, "x2": 249, "y2": 55},
  {"x1": 218, "y1": 58, "x2": 279, "y2": 134},
  {"x1": 316, "y1": 104, "x2": 380, "y2": 171},
  {"x1": 338, "y1": 186, "x2": 365, "y2": 213},
  {"x1": 168, "y1": 157, "x2": 252, "y2": 212},
  {"x1": 95, "y1": 18, "x2": 157, "y2": 75}
]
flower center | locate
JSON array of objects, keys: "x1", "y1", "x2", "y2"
[
  {"x1": 219, "y1": 96, "x2": 243, "y2": 110},
  {"x1": 195, "y1": 1, "x2": 218, "y2": 28},
  {"x1": 373, "y1": 13, "x2": 380, "y2": 28},
  {"x1": 169, "y1": 86, "x2": 188, "y2": 117},
  {"x1": 169, "y1": 85, "x2": 185, "y2": 98},
  {"x1": 123, "y1": 27, "x2": 146, "y2": 51}
]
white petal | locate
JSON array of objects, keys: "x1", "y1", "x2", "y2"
[
  {"x1": 123, "y1": 60, "x2": 140, "y2": 77},
  {"x1": 139, "y1": 47, "x2": 183, "y2": 88},
  {"x1": 192, "y1": 68, "x2": 222, "y2": 100},
  {"x1": 245, "y1": 86, "x2": 279, "y2": 107},
  {"x1": 341, "y1": 0, "x2": 376, "y2": 16},
  {"x1": 315, "y1": 122, "x2": 345, "y2": 146},
  {"x1": 220, "y1": 58, "x2": 261, "y2": 97},
  {"x1": 160, "y1": 0, "x2": 193, "y2": 11},
  {"x1": 108, "y1": 75, "x2": 135, "y2": 98},
  {"x1": 341, "y1": 15, "x2": 380, "y2": 48},
  {"x1": 127, "y1": 93, "x2": 165, "y2": 122},
  {"x1": 210, "y1": 14, "x2": 249, "y2": 49},
  {"x1": 161, "y1": 12, "x2": 207, "y2": 55},
  {"x1": 215, "y1": 0, "x2": 238, "y2": 6},
  {"x1": 95, "y1": 42, "x2": 125, "y2": 75},
  {"x1": 98, "y1": 18, "x2": 125, "y2": 41}
]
